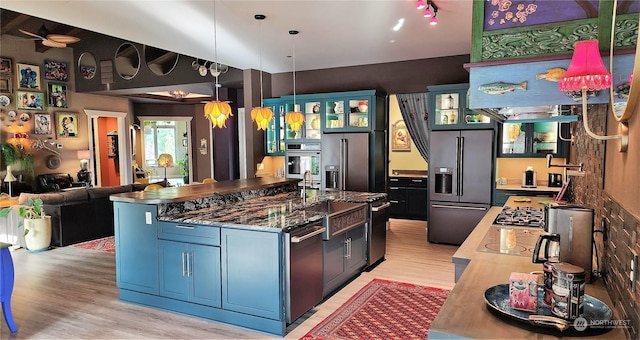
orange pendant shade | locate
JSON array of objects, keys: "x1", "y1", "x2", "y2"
[
  {"x1": 285, "y1": 110, "x2": 304, "y2": 132},
  {"x1": 204, "y1": 100, "x2": 232, "y2": 128},
  {"x1": 250, "y1": 106, "x2": 274, "y2": 131}
]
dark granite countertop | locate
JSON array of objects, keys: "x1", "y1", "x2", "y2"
[
  {"x1": 110, "y1": 177, "x2": 301, "y2": 204},
  {"x1": 158, "y1": 190, "x2": 387, "y2": 233}
]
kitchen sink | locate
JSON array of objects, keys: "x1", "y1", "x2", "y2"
[{"x1": 303, "y1": 201, "x2": 368, "y2": 240}]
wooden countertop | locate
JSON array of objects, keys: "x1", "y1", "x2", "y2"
[
  {"x1": 432, "y1": 197, "x2": 625, "y2": 339},
  {"x1": 110, "y1": 177, "x2": 301, "y2": 204},
  {"x1": 496, "y1": 184, "x2": 562, "y2": 192}
]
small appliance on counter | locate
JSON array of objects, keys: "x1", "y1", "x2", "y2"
[
  {"x1": 543, "y1": 204, "x2": 594, "y2": 283},
  {"x1": 548, "y1": 173, "x2": 563, "y2": 187},
  {"x1": 521, "y1": 165, "x2": 537, "y2": 188}
]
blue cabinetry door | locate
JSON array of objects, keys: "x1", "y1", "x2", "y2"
[
  {"x1": 221, "y1": 229, "x2": 283, "y2": 320},
  {"x1": 190, "y1": 243, "x2": 221, "y2": 307},
  {"x1": 114, "y1": 202, "x2": 159, "y2": 295},
  {"x1": 159, "y1": 240, "x2": 222, "y2": 308},
  {"x1": 159, "y1": 240, "x2": 189, "y2": 300}
]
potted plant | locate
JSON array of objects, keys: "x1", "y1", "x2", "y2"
[
  {"x1": 0, "y1": 198, "x2": 51, "y2": 252},
  {"x1": 177, "y1": 156, "x2": 189, "y2": 184},
  {"x1": 19, "y1": 153, "x2": 35, "y2": 182},
  {"x1": 0, "y1": 142, "x2": 18, "y2": 166}
]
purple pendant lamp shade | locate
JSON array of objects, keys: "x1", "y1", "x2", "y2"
[{"x1": 558, "y1": 40, "x2": 612, "y2": 92}]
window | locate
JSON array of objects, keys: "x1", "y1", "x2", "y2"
[{"x1": 144, "y1": 121, "x2": 176, "y2": 166}]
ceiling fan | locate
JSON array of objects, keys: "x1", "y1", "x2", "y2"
[{"x1": 19, "y1": 24, "x2": 80, "y2": 48}]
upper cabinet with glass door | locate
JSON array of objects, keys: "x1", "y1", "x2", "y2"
[
  {"x1": 322, "y1": 90, "x2": 385, "y2": 133},
  {"x1": 262, "y1": 97, "x2": 292, "y2": 156},
  {"x1": 428, "y1": 83, "x2": 494, "y2": 130},
  {"x1": 279, "y1": 95, "x2": 321, "y2": 141},
  {"x1": 499, "y1": 121, "x2": 568, "y2": 158}
]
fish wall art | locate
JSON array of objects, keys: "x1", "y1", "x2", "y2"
[
  {"x1": 478, "y1": 81, "x2": 528, "y2": 94},
  {"x1": 536, "y1": 68, "x2": 566, "y2": 82}
]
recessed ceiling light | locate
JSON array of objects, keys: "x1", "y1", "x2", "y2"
[
  {"x1": 392, "y1": 18, "x2": 405, "y2": 31},
  {"x1": 389, "y1": 40, "x2": 396, "y2": 44}
]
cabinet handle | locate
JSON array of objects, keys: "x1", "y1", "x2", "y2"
[
  {"x1": 175, "y1": 225, "x2": 196, "y2": 230},
  {"x1": 186, "y1": 252, "x2": 192, "y2": 277},
  {"x1": 182, "y1": 252, "x2": 186, "y2": 277},
  {"x1": 344, "y1": 238, "x2": 352, "y2": 260},
  {"x1": 389, "y1": 187, "x2": 400, "y2": 190},
  {"x1": 389, "y1": 200, "x2": 399, "y2": 204},
  {"x1": 411, "y1": 179, "x2": 423, "y2": 183}
]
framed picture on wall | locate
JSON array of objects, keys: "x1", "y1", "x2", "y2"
[
  {"x1": 16, "y1": 90, "x2": 45, "y2": 110},
  {"x1": 0, "y1": 57, "x2": 12, "y2": 75},
  {"x1": 47, "y1": 82, "x2": 68, "y2": 108},
  {"x1": 43, "y1": 60, "x2": 69, "y2": 82},
  {"x1": 34, "y1": 112, "x2": 53, "y2": 135},
  {"x1": 56, "y1": 112, "x2": 79, "y2": 138},
  {"x1": 16, "y1": 63, "x2": 41, "y2": 89},
  {"x1": 391, "y1": 120, "x2": 411, "y2": 152},
  {"x1": 0, "y1": 77, "x2": 11, "y2": 93}
]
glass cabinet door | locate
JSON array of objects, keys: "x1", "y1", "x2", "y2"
[
  {"x1": 433, "y1": 92, "x2": 460, "y2": 127},
  {"x1": 347, "y1": 98, "x2": 370, "y2": 128},
  {"x1": 501, "y1": 122, "x2": 527, "y2": 155},
  {"x1": 264, "y1": 100, "x2": 285, "y2": 155},
  {"x1": 532, "y1": 122, "x2": 559, "y2": 155},
  {"x1": 303, "y1": 101, "x2": 321, "y2": 140},
  {"x1": 284, "y1": 103, "x2": 302, "y2": 141},
  {"x1": 325, "y1": 99, "x2": 345, "y2": 129}
]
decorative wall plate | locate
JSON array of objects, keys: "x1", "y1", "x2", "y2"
[
  {"x1": 0, "y1": 95, "x2": 10, "y2": 106},
  {"x1": 19, "y1": 112, "x2": 30, "y2": 122},
  {"x1": 7, "y1": 110, "x2": 16, "y2": 120},
  {"x1": 46, "y1": 155, "x2": 62, "y2": 169}
]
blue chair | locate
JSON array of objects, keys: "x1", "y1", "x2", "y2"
[{"x1": 0, "y1": 242, "x2": 17, "y2": 333}]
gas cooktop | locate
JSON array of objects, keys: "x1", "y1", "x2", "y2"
[{"x1": 493, "y1": 205, "x2": 544, "y2": 228}]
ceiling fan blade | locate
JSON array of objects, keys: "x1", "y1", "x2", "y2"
[
  {"x1": 42, "y1": 39, "x2": 67, "y2": 48},
  {"x1": 19, "y1": 29, "x2": 45, "y2": 40},
  {"x1": 47, "y1": 34, "x2": 80, "y2": 44}
]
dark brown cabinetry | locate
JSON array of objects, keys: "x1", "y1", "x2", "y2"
[{"x1": 388, "y1": 177, "x2": 428, "y2": 221}]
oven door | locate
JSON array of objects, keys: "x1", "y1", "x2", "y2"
[{"x1": 286, "y1": 151, "x2": 321, "y2": 186}]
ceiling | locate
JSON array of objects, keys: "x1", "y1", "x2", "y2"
[{"x1": 0, "y1": 0, "x2": 473, "y2": 74}]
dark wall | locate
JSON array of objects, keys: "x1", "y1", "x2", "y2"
[{"x1": 271, "y1": 55, "x2": 470, "y2": 97}]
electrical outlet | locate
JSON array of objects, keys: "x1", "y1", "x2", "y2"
[{"x1": 631, "y1": 251, "x2": 638, "y2": 292}]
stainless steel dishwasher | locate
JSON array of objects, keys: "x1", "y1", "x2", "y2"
[
  {"x1": 284, "y1": 222, "x2": 325, "y2": 324},
  {"x1": 367, "y1": 199, "x2": 390, "y2": 269}
]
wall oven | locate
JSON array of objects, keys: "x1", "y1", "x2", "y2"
[{"x1": 285, "y1": 143, "x2": 321, "y2": 188}]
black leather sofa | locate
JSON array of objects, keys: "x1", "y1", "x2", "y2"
[
  {"x1": 18, "y1": 182, "x2": 158, "y2": 246},
  {"x1": 36, "y1": 173, "x2": 85, "y2": 192}
]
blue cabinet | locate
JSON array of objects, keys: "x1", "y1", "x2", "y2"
[
  {"x1": 221, "y1": 228, "x2": 283, "y2": 321},
  {"x1": 114, "y1": 202, "x2": 159, "y2": 295},
  {"x1": 428, "y1": 83, "x2": 494, "y2": 130},
  {"x1": 159, "y1": 241, "x2": 222, "y2": 308},
  {"x1": 322, "y1": 225, "x2": 366, "y2": 296},
  {"x1": 263, "y1": 98, "x2": 291, "y2": 156}
]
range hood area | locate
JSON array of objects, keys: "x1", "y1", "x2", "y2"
[{"x1": 467, "y1": 53, "x2": 636, "y2": 124}]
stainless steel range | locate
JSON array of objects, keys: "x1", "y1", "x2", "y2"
[{"x1": 492, "y1": 205, "x2": 544, "y2": 228}]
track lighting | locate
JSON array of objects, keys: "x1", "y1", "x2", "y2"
[
  {"x1": 416, "y1": 0, "x2": 426, "y2": 10},
  {"x1": 417, "y1": 0, "x2": 438, "y2": 25}
]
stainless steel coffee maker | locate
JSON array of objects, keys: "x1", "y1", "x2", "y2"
[{"x1": 543, "y1": 204, "x2": 594, "y2": 282}]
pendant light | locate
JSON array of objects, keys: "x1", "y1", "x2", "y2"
[
  {"x1": 204, "y1": 0, "x2": 232, "y2": 128},
  {"x1": 284, "y1": 30, "x2": 304, "y2": 133},
  {"x1": 250, "y1": 14, "x2": 273, "y2": 131}
]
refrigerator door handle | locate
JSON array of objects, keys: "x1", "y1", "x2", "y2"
[
  {"x1": 340, "y1": 138, "x2": 347, "y2": 189},
  {"x1": 431, "y1": 204, "x2": 488, "y2": 211},
  {"x1": 455, "y1": 136, "x2": 461, "y2": 197},
  {"x1": 459, "y1": 136, "x2": 464, "y2": 197}
]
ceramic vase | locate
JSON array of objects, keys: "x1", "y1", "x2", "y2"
[{"x1": 24, "y1": 216, "x2": 52, "y2": 252}]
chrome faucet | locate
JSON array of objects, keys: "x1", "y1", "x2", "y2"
[{"x1": 302, "y1": 170, "x2": 312, "y2": 205}]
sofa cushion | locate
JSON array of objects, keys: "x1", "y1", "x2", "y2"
[
  {"x1": 19, "y1": 192, "x2": 65, "y2": 205},
  {"x1": 87, "y1": 185, "x2": 133, "y2": 199},
  {"x1": 60, "y1": 189, "x2": 90, "y2": 203},
  {"x1": 37, "y1": 173, "x2": 75, "y2": 192}
]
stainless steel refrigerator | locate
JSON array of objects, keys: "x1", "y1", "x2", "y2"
[
  {"x1": 321, "y1": 132, "x2": 386, "y2": 193},
  {"x1": 428, "y1": 129, "x2": 494, "y2": 245}
]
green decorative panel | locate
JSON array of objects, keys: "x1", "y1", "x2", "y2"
[
  {"x1": 481, "y1": 21, "x2": 598, "y2": 61},
  {"x1": 614, "y1": 15, "x2": 639, "y2": 48}
]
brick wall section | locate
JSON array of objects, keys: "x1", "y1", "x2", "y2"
[{"x1": 570, "y1": 104, "x2": 639, "y2": 339}]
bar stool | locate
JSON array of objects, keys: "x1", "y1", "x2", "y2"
[{"x1": 0, "y1": 242, "x2": 17, "y2": 333}]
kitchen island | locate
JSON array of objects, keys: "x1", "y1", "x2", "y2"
[
  {"x1": 110, "y1": 177, "x2": 385, "y2": 336},
  {"x1": 429, "y1": 196, "x2": 625, "y2": 339}
]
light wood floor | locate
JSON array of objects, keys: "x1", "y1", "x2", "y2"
[{"x1": 4, "y1": 219, "x2": 457, "y2": 339}]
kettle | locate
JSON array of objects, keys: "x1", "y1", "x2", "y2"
[{"x1": 532, "y1": 233, "x2": 560, "y2": 263}]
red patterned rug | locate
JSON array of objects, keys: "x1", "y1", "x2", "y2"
[
  {"x1": 71, "y1": 236, "x2": 115, "y2": 254},
  {"x1": 301, "y1": 278, "x2": 450, "y2": 340}
]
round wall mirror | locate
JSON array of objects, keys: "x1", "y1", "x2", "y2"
[
  {"x1": 616, "y1": 46, "x2": 639, "y2": 122},
  {"x1": 115, "y1": 42, "x2": 141, "y2": 80},
  {"x1": 78, "y1": 52, "x2": 97, "y2": 80},
  {"x1": 144, "y1": 46, "x2": 179, "y2": 76}
]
